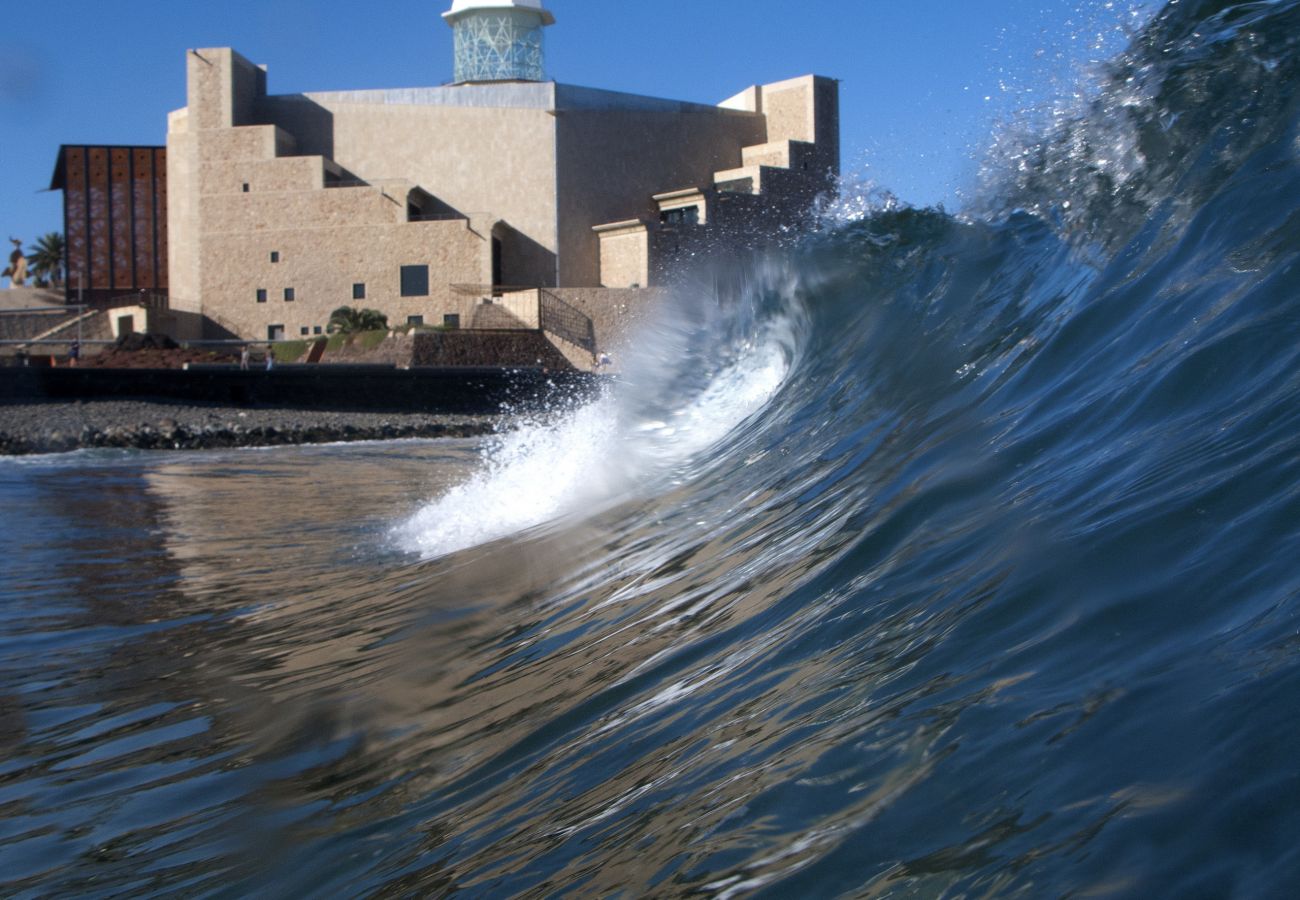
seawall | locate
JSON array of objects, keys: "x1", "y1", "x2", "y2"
[{"x1": 0, "y1": 365, "x2": 603, "y2": 414}]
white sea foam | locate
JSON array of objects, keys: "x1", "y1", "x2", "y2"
[{"x1": 391, "y1": 300, "x2": 795, "y2": 560}]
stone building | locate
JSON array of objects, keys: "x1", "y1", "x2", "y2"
[{"x1": 164, "y1": 0, "x2": 839, "y2": 346}]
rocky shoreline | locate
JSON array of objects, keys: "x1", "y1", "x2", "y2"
[{"x1": 0, "y1": 399, "x2": 502, "y2": 456}]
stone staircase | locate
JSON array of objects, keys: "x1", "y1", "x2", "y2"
[
  {"x1": 33, "y1": 309, "x2": 111, "y2": 343},
  {"x1": 470, "y1": 301, "x2": 530, "y2": 330}
]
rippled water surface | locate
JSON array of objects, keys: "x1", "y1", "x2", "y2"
[{"x1": 5, "y1": 0, "x2": 1300, "y2": 895}]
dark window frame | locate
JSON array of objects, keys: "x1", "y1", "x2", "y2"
[
  {"x1": 400, "y1": 265, "x2": 429, "y2": 297},
  {"x1": 660, "y1": 206, "x2": 700, "y2": 227}
]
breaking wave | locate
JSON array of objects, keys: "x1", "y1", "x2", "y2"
[{"x1": 4, "y1": 1, "x2": 1300, "y2": 896}]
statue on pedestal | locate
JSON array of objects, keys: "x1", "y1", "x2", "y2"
[{"x1": 2, "y1": 238, "x2": 29, "y2": 288}]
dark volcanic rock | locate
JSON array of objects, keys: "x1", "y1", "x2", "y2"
[
  {"x1": 0, "y1": 399, "x2": 502, "y2": 456},
  {"x1": 115, "y1": 332, "x2": 179, "y2": 352}
]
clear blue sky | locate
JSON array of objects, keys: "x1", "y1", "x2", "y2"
[{"x1": 0, "y1": 0, "x2": 1155, "y2": 247}]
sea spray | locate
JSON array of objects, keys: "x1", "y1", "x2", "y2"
[{"x1": 393, "y1": 270, "x2": 804, "y2": 559}]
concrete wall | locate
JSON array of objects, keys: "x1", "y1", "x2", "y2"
[
  {"x1": 555, "y1": 99, "x2": 766, "y2": 287},
  {"x1": 0, "y1": 365, "x2": 601, "y2": 413}
]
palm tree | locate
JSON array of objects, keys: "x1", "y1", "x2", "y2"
[
  {"x1": 328, "y1": 306, "x2": 388, "y2": 334},
  {"x1": 26, "y1": 232, "x2": 66, "y2": 288}
]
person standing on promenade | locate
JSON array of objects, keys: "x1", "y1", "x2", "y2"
[
  {"x1": 69, "y1": 341, "x2": 80, "y2": 367},
  {"x1": 265, "y1": 345, "x2": 274, "y2": 371},
  {"x1": 240, "y1": 345, "x2": 250, "y2": 370}
]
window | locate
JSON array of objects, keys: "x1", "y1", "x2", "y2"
[
  {"x1": 242, "y1": 183, "x2": 250, "y2": 193},
  {"x1": 716, "y1": 177, "x2": 753, "y2": 195},
  {"x1": 661, "y1": 206, "x2": 699, "y2": 227},
  {"x1": 300, "y1": 326, "x2": 310, "y2": 336},
  {"x1": 407, "y1": 315, "x2": 424, "y2": 327},
  {"x1": 352, "y1": 283, "x2": 366, "y2": 300},
  {"x1": 443, "y1": 314, "x2": 460, "y2": 329},
  {"x1": 256, "y1": 289, "x2": 267, "y2": 303},
  {"x1": 268, "y1": 324, "x2": 284, "y2": 341},
  {"x1": 313, "y1": 326, "x2": 323, "y2": 335},
  {"x1": 400, "y1": 265, "x2": 429, "y2": 297},
  {"x1": 284, "y1": 287, "x2": 295, "y2": 302},
  {"x1": 270, "y1": 251, "x2": 280, "y2": 263}
]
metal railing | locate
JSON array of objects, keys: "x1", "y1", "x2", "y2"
[
  {"x1": 539, "y1": 290, "x2": 595, "y2": 353},
  {"x1": 446, "y1": 285, "x2": 596, "y2": 353},
  {"x1": 0, "y1": 305, "x2": 97, "y2": 344}
]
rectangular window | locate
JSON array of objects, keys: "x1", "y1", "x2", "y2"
[
  {"x1": 284, "y1": 287, "x2": 295, "y2": 302},
  {"x1": 443, "y1": 314, "x2": 460, "y2": 329},
  {"x1": 407, "y1": 315, "x2": 424, "y2": 327},
  {"x1": 268, "y1": 324, "x2": 284, "y2": 341},
  {"x1": 400, "y1": 265, "x2": 429, "y2": 297},
  {"x1": 660, "y1": 206, "x2": 700, "y2": 227},
  {"x1": 300, "y1": 326, "x2": 309, "y2": 336},
  {"x1": 313, "y1": 325, "x2": 323, "y2": 335},
  {"x1": 242, "y1": 183, "x2": 250, "y2": 193},
  {"x1": 256, "y1": 289, "x2": 267, "y2": 303},
  {"x1": 270, "y1": 251, "x2": 280, "y2": 263},
  {"x1": 352, "y1": 283, "x2": 366, "y2": 300}
]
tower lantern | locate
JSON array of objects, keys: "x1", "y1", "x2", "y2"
[{"x1": 443, "y1": 0, "x2": 555, "y2": 84}]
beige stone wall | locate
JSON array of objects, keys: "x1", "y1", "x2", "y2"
[
  {"x1": 199, "y1": 219, "x2": 486, "y2": 340},
  {"x1": 759, "y1": 76, "x2": 839, "y2": 178},
  {"x1": 200, "y1": 156, "x2": 326, "y2": 195},
  {"x1": 262, "y1": 97, "x2": 560, "y2": 286},
  {"x1": 595, "y1": 224, "x2": 649, "y2": 289},
  {"x1": 186, "y1": 48, "x2": 262, "y2": 131},
  {"x1": 759, "y1": 79, "x2": 814, "y2": 144},
  {"x1": 166, "y1": 121, "x2": 202, "y2": 332},
  {"x1": 200, "y1": 185, "x2": 408, "y2": 235},
  {"x1": 169, "y1": 50, "x2": 275, "y2": 337},
  {"x1": 165, "y1": 44, "x2": 837, "y2": 342},
  {"x1": 197, "y1": 126, "x2": 295, "y2": 165}
]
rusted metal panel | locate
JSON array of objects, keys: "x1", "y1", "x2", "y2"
[{"x1": 52, "y1": 145, "x2": 169, "y2": 306}]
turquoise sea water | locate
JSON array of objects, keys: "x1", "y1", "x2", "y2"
[{"x1": 3, "y1": 1, "x2": 1300, "y2": 894}]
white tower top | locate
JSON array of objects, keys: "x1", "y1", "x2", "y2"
[
  {"x1": 443, "y1": 0, "x2": 555, "y2": 27},
  {"x1": 443, "y1": 1, "x2": 556, "y2": 83}
]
